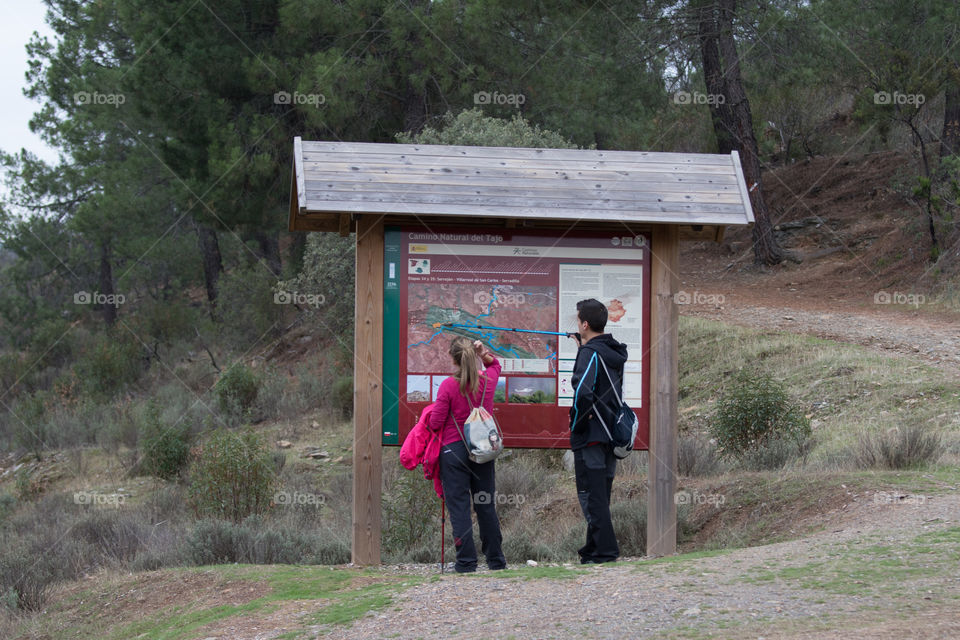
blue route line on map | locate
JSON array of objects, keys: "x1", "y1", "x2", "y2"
[
  {"x1": 407, "y1": 330, "x2": 443, "y2": 349},
  {"x1": 408, "y1": 285, "x2": 558, "y2": 360},
  {"x1": 453, "y1": 285, "x2": 553, "y2": 358}
]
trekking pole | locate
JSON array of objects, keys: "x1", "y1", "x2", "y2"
[
  {"x1": 440, "y1": 497, "x2": 445, "y2": 574},
  {"x1": 438, "y1": 322, "x2": 581, "y2": 344}
]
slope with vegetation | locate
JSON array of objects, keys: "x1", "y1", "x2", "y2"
[{"x1": 0, "y1": 0, "x2": 959, "y2": 636}]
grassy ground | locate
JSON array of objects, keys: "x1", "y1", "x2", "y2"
[
  {"x1": 15, "y1": 503, "x2": 955, "y2": 640},
  {"x1": 2, "y1": 316, "x2": 959, "y2": 636},
  {"x1": 678, "y1": 316, "x2": 960, "y2": 465},
  {"x1": 6, "y1": 564, "x2": 429, "y2": 640}
]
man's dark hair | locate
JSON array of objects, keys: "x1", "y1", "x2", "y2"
[{"x1": 576, "y1": 298, "x2": 607, "y2": 333}]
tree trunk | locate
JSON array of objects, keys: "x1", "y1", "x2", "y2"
[
  {"x1": 940, "y1": 84, "x2": 960, "y2": 161},
  {"x1": 196, "y1": 222, "x2": 223, "y2": 315},
  {"x1": 699, "y1": 0, "x2": 784, "y2": 265},
  {"x1": 697, "y1": 3, "x2": 736, "y2": 155},
  {"x1": 287, "y1": 231, "x2": 306, "y2": 279},
  {"x1": 98, "y1": 240, "x2": 117, "y2": 327},
  {"x1": 401, "y1": 0, "x2": 428, "y2": 134},
  {"x1": 252, "y1": 229, "x2": 283, "y2": 277}
]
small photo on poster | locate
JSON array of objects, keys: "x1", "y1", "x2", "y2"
[
  {"x1": 406, "y1": 375, "x2": 430, "y2": 402},
  {"x1": 432, "y1": 375, "x2": 505, "y2": 402},
  {"x1": 507, "y1": 377, "x2": 556, "y2": 404},
  {"x1": 494, "y1": 377, "x2": 506, "y2": 402}
]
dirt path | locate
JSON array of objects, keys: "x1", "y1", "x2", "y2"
[
  {"x1": 280, "y1": 488, "x2": 959, "y2": 640},
  {"x1": 675, "y1": 244, "x2": 960, "y2": 377},
  {"x1": 679, "y1": 296, "x2": 960, "y2": 377}
]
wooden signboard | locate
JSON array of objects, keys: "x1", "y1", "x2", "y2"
[{"x1": 380, "y1": 225, "x2": 651, "y2": 450}]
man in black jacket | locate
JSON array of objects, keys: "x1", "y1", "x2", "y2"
[{"x1": 569, "y1": 298, "x2": 628, "y2": 564}]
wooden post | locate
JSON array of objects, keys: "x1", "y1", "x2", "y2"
[
  {"x1": 647, "y1": 224, "x2": 679, "y2": 557},
  {"x1": 352, "y1": 215, "x2": 384, "y2": 565}
]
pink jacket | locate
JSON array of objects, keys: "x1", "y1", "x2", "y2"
[
  {"x1": 429, "y1": 358, "x2": 501, "y2": 445},
  {"x1": 399, "y1": 403, "x2": 443, "y2": 498}
]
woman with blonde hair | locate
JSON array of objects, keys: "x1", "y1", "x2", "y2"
[{"x1": 429, "y1": 336, "x2": 506, "y2": 573}]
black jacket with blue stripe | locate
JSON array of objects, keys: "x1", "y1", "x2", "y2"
[{"x1": 569, "y1": 333, "x2": 629, "y2": 451}]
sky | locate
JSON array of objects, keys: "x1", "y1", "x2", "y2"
[{"x1": 1, "y1": 0, "x2": 59, "y2": 165}]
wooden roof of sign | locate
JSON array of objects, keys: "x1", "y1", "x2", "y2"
[{"x1": 288, "y1": 137, "x2": 754, "y2": 240}]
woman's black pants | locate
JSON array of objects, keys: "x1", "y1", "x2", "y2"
[{"x1": 439, "y1": 440, "x2": 506, "y2": 572}]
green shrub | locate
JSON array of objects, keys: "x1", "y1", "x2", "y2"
[
  {"x1": 332, "y1": 375, "x2": 353, "y2": 418},
  {"x1": 134, "y1": 300, "x2": 198, "y2": 344},
  {"x1": 186, "y1": 516, "x2": 349, "y2": 565},
  {"x1": 855, "y1": 425, "x2": 944, "y2": 469},
  {"x1": 214, "y1": 363, "x2": 261, "y2": 420},
  {"x1": 138, "y1": 401, "x2": 191, "y2": 480},
  {"x1": 10, "y1": 390, "x2": 50, "y2": 459},
  {"x1": 0, "y1": 545, "x2": 55, "y2": 612},
  {"x1": 70, "y1": 510, "x2": 148, "y2": 565},
  {"x1": 14, "y1": 468, "x2": 45, "y2": 501},
  {"x1": 216, "y1": 263, "x2": 284, "y2": 345},
  {"x1": 278, "y1": 364, "x2": 326, "y2": 417},
  {"x1": 740, "y1": 435, "x2": 813, "y2": 471},
  {"x1": 610, "y1": 498, "x2": 647, "y2": 557},
  {"x1": 277, "y1": 232, "x2": 356, "y2": 337},
  {"x1": 0, "y1": 354, "x2": 26, "y2": 401},
  {"x1": 398, "y1": 108, "x2": 584, "y2": 150},
  {"x1": 27, "y1": 317, "x2": 77, "y2": 369},
  {"x1": 710, "y1": 370, "x2": 811, "y2": 461},
  {"x1": 187, "y1": 428, "x2": 277, "y2": 522},
  {"x1": 186, "y1": 518, "x2": 248, "y2": 564},
  {"x1": 74, "y1": 332, "x2": 144, "y2": 398},
  {"x1": 677, "y1": 433, "x2": 724, "y2": 477},
  {"x1": 98, "y1": 398, "x2": 140, "y2": 455},
  {"x1": 502, "y1": 523, "x2": 561, "y2": 562},
  {"x1": 496, "y1": 455, "x2": 558, "y2": 507},
  {"x1": 382, "y1": 468, "x2": 439, "y2": 562},
  {"x1": 0, "y1": 494, "x2": 16, "y2": 524}
]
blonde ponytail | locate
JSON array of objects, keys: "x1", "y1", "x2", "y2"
[{"x1": 449, "y1": 337, "x2": 480, "y2": 396}]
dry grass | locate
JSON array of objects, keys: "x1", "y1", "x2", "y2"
[{"x1": 678, "y1": 316, "x2": 960, "y2": 468}]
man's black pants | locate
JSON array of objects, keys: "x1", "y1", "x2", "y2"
[
  {"x1": 440, "y1": 440, "x2": 506, "y2": 572},
  {"x1": 574, "y1": 443, "x2": 619, "y2": 563}
]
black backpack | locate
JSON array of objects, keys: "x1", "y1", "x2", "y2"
[{"x1": 591, "y1": 355, "x2": 639, "y2": 459}]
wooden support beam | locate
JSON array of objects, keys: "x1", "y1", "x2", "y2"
[
  {"x1": 292, "y1": 218, "x2": 337, "y2": 232},
  {"x1": 352, "y1": 215, "x2": 384, "y2": 565},
  {"x1": 647, "y1": 224, "x2": 679, "y2": 557}
]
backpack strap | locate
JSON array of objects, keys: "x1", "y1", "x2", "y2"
[
  {"x1": 465, "y1": 374, "x2": 488, "y2": 411},
  {"x1": 449, "y1": 374, "x2": 489, "y2": 443},
  {"x1": 585, "y1": 348, "x2": 624, "y2": 444},
  {"x1": 595, "y1": 355, "x2": 624, "y2": 405}
]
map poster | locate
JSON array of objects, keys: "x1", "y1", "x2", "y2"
[{"x1": 382, "y1": 226, "x2": 650, "y2": 449}]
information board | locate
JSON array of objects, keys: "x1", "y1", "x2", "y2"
[{"x1": 382, "y1": 226, "x2": 650, "y2": 449}]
